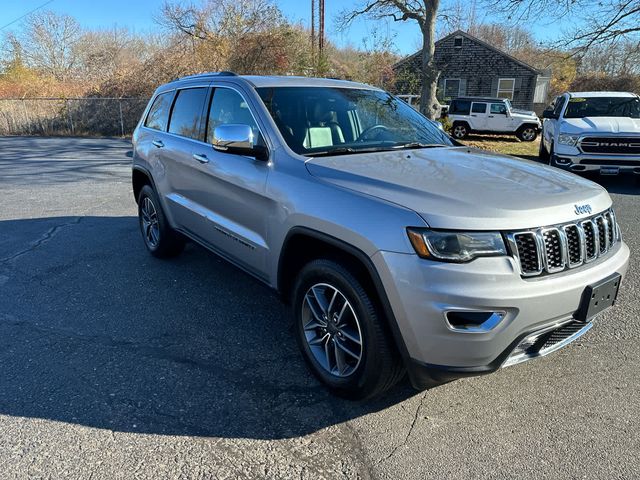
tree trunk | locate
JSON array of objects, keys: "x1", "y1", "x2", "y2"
[{"x1": 418, "y1": 5, "x2": 440, "y2": 120}]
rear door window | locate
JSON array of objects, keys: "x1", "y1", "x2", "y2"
[
  {"x1": 168, "y1": 87, "x2": 209, "y2": 140},
  {"x1": 471, "y1": 102, "x2": 487, "y2": 114},
  {"x1": 144, "y1": 92, "x2": 174, "y2": 131}
]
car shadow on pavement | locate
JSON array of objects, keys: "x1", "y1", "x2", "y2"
[{"x1": 0, "y1": 216, "x2": 417, "y2": 440}]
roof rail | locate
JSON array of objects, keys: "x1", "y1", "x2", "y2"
[{"x1": 178, "y1": 71, "x2": 238, "y2": 81}]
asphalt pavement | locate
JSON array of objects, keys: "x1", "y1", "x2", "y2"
[{"x1": 0, "y1": 136, "x2": 638, "y2": 479}]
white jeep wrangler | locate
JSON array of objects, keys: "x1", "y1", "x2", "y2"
[
  {"x1": 540, "y1": 91, "x2": 640, "y2": 177},
  {"x1": 447, "y1": 97, "x2": 541, "y2": 141}
]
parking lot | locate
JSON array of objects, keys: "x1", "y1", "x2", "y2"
[{"x1": 1, "y1": 136, "x2": 639, "y2": 479}]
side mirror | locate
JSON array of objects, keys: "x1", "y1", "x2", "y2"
[
  {"x1": 542, "y1": 110, "x2": 558, "y2": 120},
  {"x1": 212, "y1": 124, "x2": 268, "y2": 161}
]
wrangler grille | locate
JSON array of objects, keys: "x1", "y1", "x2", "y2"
[{"x1": 507, "y1": 209, "x2": 619, "y2": 277}]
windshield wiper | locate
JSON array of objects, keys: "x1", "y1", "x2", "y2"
[{"x1": 390, "y1": 142, "x2": 448, "y2": 150}]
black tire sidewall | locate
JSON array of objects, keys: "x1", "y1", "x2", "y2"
[
  {"x1": 292, "y1": 260, "x2": 391, "y2": 398},
  {"x1": 518, "y1": 126, "x2": 537, "y2": 142},
  {"x1": 138, "y1": 185, "x2": 181, "y2": 257},
  {"x1": 452, "y1": 122, "x2": 468, "y2": 139}
]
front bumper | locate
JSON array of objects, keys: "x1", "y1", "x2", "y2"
[
  {"x1": 372, "y1": 241, "x2": 630, "y2": 388},
  {"x1": 552, "y1": 151, "x2": 640, "y2": 173}
]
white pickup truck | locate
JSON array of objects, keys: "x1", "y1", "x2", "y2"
[{"x1": 540, "y1": 91, "x2": 640, "y2": 177}]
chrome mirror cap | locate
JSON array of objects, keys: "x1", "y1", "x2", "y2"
[{"x1": 212, "y1": 124, "x2": 254, "y2": 151}]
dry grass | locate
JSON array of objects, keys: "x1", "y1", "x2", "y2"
[{"x1": 461, "y1": 134, "x2": 540, "y2": 161}]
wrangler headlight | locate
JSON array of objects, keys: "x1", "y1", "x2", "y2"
[
  {"x1": 558, "y1": 133, "x2": 580, "y2": 146},
  {"x1": 407, "y1": 229, "x2": 507, "y2": 262}
]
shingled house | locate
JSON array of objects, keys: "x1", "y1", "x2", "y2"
[{"x1": 394, "y1": 30, "x2": 550, "y2": 112}]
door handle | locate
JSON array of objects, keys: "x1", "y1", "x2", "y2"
[
  {"x1": 488, "y1": 115, "x2": 494, "y2": 118},
  {"x1": 470, "y1": 114, "x2": 477, "y2": 117},
  {"x1": 152, "y1": 140, "x2": 164, "y2": 148},
  {"x1": 192, "y1": 153, "x2": 209, "y2": 164}
]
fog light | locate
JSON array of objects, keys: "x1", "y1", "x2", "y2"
[
  {"x1": 445, "y1": 311, "x2": 505, "y2": 332},
  {"x1": 555, "y1": 157, "x2": 572, "y2": 165}
]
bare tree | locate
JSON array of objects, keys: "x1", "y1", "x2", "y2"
[
  {"x1": 340, "y1": 1, "x2": 442, "y2": 118},
  {"x1": 490, "y1": 0, "x2": 639, "y2": 53},
  {"x1": 18, "y1": 10, "x2": 82, "y2": 81}
]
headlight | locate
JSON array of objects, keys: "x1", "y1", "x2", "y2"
[
  {"x1": 407, "y1": 228, "x2": 507, "y2": 262},
  {"x1": 558, "y1": 133, "x2": 580, "y2": 146}
]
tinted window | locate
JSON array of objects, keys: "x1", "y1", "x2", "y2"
[
  {"x1": 472, "y1": 102, "x2": 487, "y2": 113},
  {"x1": 490, "y1": 103, "x2": 507, "y2": 114},
  {"x1": 450, "y1": 99, "x2": 471, "y2": 115},
  {"x1": 206, "y1": 88, "x2": 260, "y2": 144},
  {"x1": 564, "y1": 96, "x2": 640, "y2": 119},
  {"x1": 144, "y1": 92, "x2": 173, "y2": 131},
  {"x1": 168, "y1": 87, "x2": 208, "y2": 140}
]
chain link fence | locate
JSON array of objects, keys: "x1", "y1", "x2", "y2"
[{"x1": 0, "y1": 97, "x2": 149, "y2": 137}]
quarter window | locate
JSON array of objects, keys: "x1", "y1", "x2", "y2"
[
  {"x1": 496, "y1": 78, "x2": 515, "y2": 100},
  {"x1": 449, "y1": 99, "x2": 471, "y2": 115},
  {"x1": 168, "y1": 87, "x2": 209, "y2": 140},
  {"x1": 471, "y1": 103, "x2": 487, "y2": 114},
  {"x1": 144, "y1": 92, "x2": 173, "y2": 131}
]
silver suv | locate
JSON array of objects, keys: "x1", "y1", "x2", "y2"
[{"x1": 132, "y1": 73, "x2": 629, "y2": 399}]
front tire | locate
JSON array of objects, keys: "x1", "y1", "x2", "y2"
[
  {"x1": 292, "y1": 259, "x2": 404, "y2": 400},
  {"x1": 539, "y1": 137, "x2": 550, "y2": 163},
  {"x1": 451, "y1": 122, "x2": 469, "y2": 139},
  {"x1": 138, "y1": 185, "x2": 185, "y2": 258},
  {"x1": 517, "y1": 125, "x2": 538, "y2": 142}
]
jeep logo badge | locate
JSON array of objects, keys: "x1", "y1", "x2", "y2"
[{"x1": 574, "y1": 204, "x2": 592, "y2": 215}]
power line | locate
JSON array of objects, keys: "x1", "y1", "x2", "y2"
[{"x1": 0, "y1": 0, "x2": 55, "y2": 31}]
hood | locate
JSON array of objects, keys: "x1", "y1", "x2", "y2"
[
  {"x1": 305, "y1": 147, "x2": 611, "y2": 230},
  {"x1": 512, "y1": 108, "x2": 537, "y2": 118},
  {"x1": 560, "y1": 116, "x2": 640, "y2": 134}
]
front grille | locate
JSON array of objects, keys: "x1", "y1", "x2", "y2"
[
  {"x1": 580, "y1": 136, "x2": 640, "y2": 155},
  {"x1": 507, "y1": 209, "x2": 618, "y2": 277}
]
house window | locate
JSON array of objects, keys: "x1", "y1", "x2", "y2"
[
  {"x1": 454, "y1": 36, "x2": 463, "y2": 48},
  {"x1": 496, "y1": 78, "x2": 515, "y2": 100},
  {"x1": 444, "y1": 78, "x2": 461, "y2": 99}
]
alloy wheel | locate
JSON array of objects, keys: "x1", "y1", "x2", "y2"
[
  {"x1": 140, "y1": 196, "x2": 160, "y2": 248},
  {"x1": 453, "y1": 125, "x2": 466, "y2": 138},
  {"x1": 301, "y1": 283, "x2": 363, "y2": 377},
  {"x1": 522, "y1": 128, "x2": 536, "y2": 141}
]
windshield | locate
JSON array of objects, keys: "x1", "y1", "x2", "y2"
[
  {"x1": 564, "y1": 96, "x2": 640, "y2": 119},
  {"x1": 257, "y1": 86, "x2": 453, "y2": 156}
]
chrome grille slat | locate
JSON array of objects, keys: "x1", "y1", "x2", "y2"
[{"x1": 509, "y1": 209, "x2": 618, "y2": 277}]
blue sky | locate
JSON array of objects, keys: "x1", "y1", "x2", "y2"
[{"x1": 1, "y1": 0, "x2": 557, "y2": 56}]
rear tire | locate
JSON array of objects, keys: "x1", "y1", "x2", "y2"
[
  {"x1": 292, "y1": 259, "x2": 404, "y2": 400},
  {"x1": 138, "y1": 185, "x2": 185, "y2": 258},
  {"x1": 451, "y1": 122, "x2": 469, "y2": 139},
  {"x1": 517, "y1": 125, "x2": 538, "y2": 142}
]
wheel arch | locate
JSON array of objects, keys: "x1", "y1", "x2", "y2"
[
  {"x1": 132, "y1": 166, "x2": 156, "y2": 204},
  {"x1": 277, "y1": 227, "x2": 412, "y2": 365}
]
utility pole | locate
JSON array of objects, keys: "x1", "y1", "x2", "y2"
[{"x1": 310, "y1": 0, "x2": 325, "y2": 72}]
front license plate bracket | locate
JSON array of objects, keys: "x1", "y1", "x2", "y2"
[{"x1": 574, "y1": 273, "x2": 621, "y2": 322}]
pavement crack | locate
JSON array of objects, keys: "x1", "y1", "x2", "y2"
[
  {"x1": 377, "y1": 391, "x2": 427, "y2": 465},
  {"x1": 0, "y1": 217, "x2": 82, "y2": 265}
]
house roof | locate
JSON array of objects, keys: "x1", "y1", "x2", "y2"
[{"x1": 393, "y1": 30, "x2": 541, "y2": 75}]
